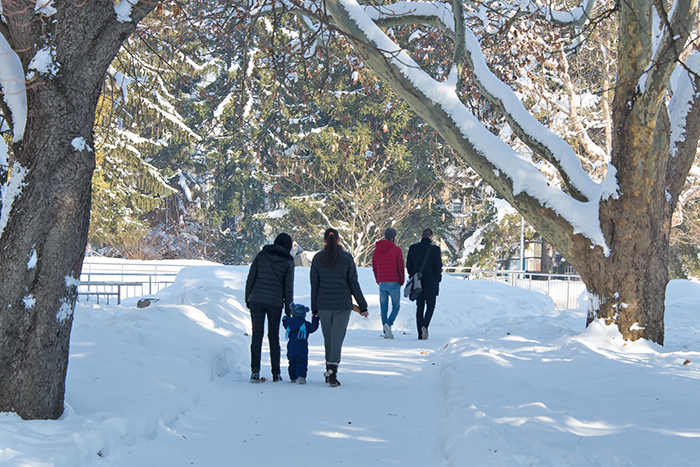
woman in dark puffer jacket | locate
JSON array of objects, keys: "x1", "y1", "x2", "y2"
[
  {"x1": 310, "y1": 228, "x2": 368, "y2": 387},
  {"x1": 245, "y1": 233, "x2": 294, "y2": 383}
]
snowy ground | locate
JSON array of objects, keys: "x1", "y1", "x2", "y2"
[{"x1": 1, "y1": 263, "x2": 699, "y2": 466}]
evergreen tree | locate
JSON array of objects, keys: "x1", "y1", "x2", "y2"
[
  {"x1": 92, "y1": 2, "x2": 272, "y2": 262},
  {"x1": 258, "y1": 36, "x2": 450, "y2": 264}
]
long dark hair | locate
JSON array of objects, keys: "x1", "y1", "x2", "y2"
[{"x1": 321, "y1": 228, "x2": 341, "y2": 268}]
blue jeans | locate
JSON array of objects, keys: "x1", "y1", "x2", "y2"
[{"x1": 379, "y1": 282, "x2": 401, "y2": 326}]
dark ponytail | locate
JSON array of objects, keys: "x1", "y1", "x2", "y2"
[{"x1": 321, "y1": 227, "x2": 340, "y2": 268}]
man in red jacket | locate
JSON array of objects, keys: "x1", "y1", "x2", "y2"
[{"x1": 371, "y1": 228, "x2": 405, "y2": 339}]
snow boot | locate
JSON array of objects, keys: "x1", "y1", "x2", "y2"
[
  {"x1": 250, "y1": 372, "x2": 260, "y2": 383},
  {"x1": 327, "y1": 364, "x2": 340, "y2": 387},
  {"x1": 272, "y1": 374, "x2": 282, "y2": 382}
]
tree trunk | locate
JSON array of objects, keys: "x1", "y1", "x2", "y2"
[
  {"x1": 0, "y1": 101, "x2": 93, "y2": 418},
  {"x1": 0, "y1": 1, "x2": 157, "y2": 420},
  {"x1": 571, "y1": 0, "x2": 700, "y2": 345},
  {"x1": 573, "y1": 174, "x2": 670, "y2": 344}
]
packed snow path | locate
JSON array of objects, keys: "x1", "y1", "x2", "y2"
[
  {"x1": 4, "y1": 265, "x2": 700, "y2": 466},
  {"x1": 119, "y1": 327, "x2": 444, "y2": 466}
]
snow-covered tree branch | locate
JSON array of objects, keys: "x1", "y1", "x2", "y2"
[{"x1": 310, "y1": 0, "x2": 700, "y2": 344}]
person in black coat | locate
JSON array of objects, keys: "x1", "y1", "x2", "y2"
[
  {"x1": 310, "y1": 227, "x2": 368, "y2": 387},
  {"x1": 406, "y1": 228, "x2": 442, "y2": 340},
  {"x1": 245, "y1": 233, "x2": 294, "y2": 383}
]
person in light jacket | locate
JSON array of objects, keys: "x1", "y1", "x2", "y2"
[
  {"x1": 310, "y1": 227, "x2": 368, "y2": 387},
  {"x1": 245, "y1": 233, "x2": 294, "y2": 383}
]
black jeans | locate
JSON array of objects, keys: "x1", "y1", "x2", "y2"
[
  {"x1": 416, "y1": 293, "x2": 436, "y2": 338},
  {"x1": 249, "y1": 302, "x2": 282, "y2": 375}
]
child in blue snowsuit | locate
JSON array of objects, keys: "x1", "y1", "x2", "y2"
[{"x1": 282, "y1": 303, "x2": 319, "y2": 384}]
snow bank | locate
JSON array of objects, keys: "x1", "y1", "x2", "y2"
[
  {"x1": 0, "y1": 264, "x2": 698, "y2": 466},
  {"x1": 437, "y1": 279, "x2": 700, "y2": 466},
  {"x1": 0, "y1": 265, "x2": 250, "y2": 466}
]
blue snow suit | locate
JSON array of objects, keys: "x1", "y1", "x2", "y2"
[{"x1": 282, "y1": 314, "x2": 320, "y2": 380}]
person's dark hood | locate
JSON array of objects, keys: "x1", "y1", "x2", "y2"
[
  {"x1": 262, "y1": 244, "x2": 293, "y2": 262},
  {"x1": 273, "y1": 233, "x2": 293, "y2": 253}
]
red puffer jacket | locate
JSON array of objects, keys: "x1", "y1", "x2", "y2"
[{"x1": 371, "y1": 240, "x2": 405, "y2": 285}]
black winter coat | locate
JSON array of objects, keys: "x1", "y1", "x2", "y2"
[
  {"x1": 245, "y1": 244, "x2": 294, "y2": 313},
  {"x1": 310, "y1": 249, "x2": 368, "y2": 313},
  {"x1": 406, "y1": 238, "x2": 442, "y2": 297}
]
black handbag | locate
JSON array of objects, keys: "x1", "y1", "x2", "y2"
[{"x1": 404, "y1": 247, "x2": 431, "y2": 301}]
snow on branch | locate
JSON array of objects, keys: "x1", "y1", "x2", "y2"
[
  {"x1": 140, "y1": 95, "x2": 202, "y2": 142},
  {"x1": 640, "y1": 0, "x2": 698, "y2": 102},
  {"x1": 330, "y1": 0, "x2": 609, "y2": 252},
  {"x1": 0, "y1": 132, "x2": 6, "y2": 168},
  {"x1": 0, "y1": 34, "x2": 27, "y2": 142},
  {"x1": 0, "y1": 162, "x2": 27, "y2": 239},
  {"x1": 524, "y1": 0, "x2": 595, "y2": 27},
  {"x1": 109, "y1": 66, "x2": 135, "y2": 104},
  {"x1": 364, "y1": 1, "x2": 454, "y2": 32},
  {"x1": 34, "y1": 0, "x2": 56, "y2": 16},
  {"x1": 669, "y1": 52, "x2": 700, "y2": 157},
  {"x1": 115, "y1": 0, "x2": 140, "y2": 23},
  {"x1": 360, "y1": 0, "x2": 600, "y2": 202},
  {"x1": 461, "y1": 23, "x2": 600, "y2": 203}
]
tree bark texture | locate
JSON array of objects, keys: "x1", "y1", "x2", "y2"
[
  {"x1": 0, "y1": 0, "x2": 157, "y2": 420},
  {"x1": 325, "y1": 0, "x2": 700, "y2": 344},
  {"x1": 578, "y1": 0, "x2": 700, "y2": 344}
]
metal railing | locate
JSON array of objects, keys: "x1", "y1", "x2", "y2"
[
  {"x1": 444, "y1": 267, "x2": 586, "y2": 309},
  {"x1": 78, "y1": 259, "x2": 188, "y2": 305},
  {"x1": 77, "y1": 259, "x2": 586, "y2": 310}
]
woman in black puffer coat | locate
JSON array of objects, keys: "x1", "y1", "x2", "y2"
[
  {"x1": 245, "y1": 233, "x2": 294, "y2": 383},
  {"x1": 310, "y1": 227, "x2": 368, "y2": 387}
]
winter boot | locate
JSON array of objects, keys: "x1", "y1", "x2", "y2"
[
  {"x1": 250, "y1": 372, "x2": 260, "y2": 383},
  {"x1": 324, "y1": 363, "x2": 331, "y2": 384},
  {"x1": 327, "y1": 364, "x2": 340, "y2": 387},
  {"x1": 272, "y1": 374, "x2": 282, "y2": 382}
]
